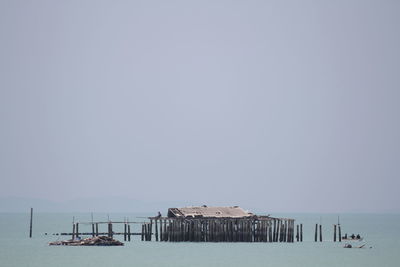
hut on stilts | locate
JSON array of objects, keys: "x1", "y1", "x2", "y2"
[{"x1": 142, "y1": 206, "x2": 295, "y2": 242}]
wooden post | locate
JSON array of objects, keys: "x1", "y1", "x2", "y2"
[
  {"x1": 160, "y1": 219, "x2": 163, "y2": 241},
  {"x1": 292, "y1": 221, "x2": 295, "y2": 242},
  {"x1": 334, "y1": 224, "x2": 337, "y2": 242},
  {"x1": 141, "y1": 224, "x2": 144, "y2": 241},
  {"x1": 124, "y1": 223, "x2": 127, "y2": 241},
  {"x1": 149, "y1": 222, "x2": 152, "y2": 241},
  {"x1": 315, "y1": 224, "x2": 318, "y2": 242},
  {"x1": 145, "y1": 223, "x2": 148, "y2": 241},
  {"x1": 296, "y1": 224, "x2": 299, "y2": 242},
  {"x1": 283, "y1": 220, "x2": 288, "y2": 242},
  {"x1": 29, "y1": 208, "x2": 33, "y2": 238},
  {"x1": 128, "y1": 224, "x2": 131, "y2": 242},
  {"x1": 72, "y1": 223, "x2": 76, "y2": 240},
  {"x1": 338, "y1": 225, "x2": 342, "y2": 242},
  {"x1": 319, "y1": 224, "x2": 322, "y2": 242},
  {"x1": 145, "y1": 223, "x2": 149, "y2": 241},
  {"x1": 300, "y1": 224, "x2": 303, "y2": 242},
  {"x1": 92, "y1": 223, "x2": 95, "y2": 237},
  {"x1": 96, "y1": 223, "x2": 99, "y2": 236},
  {"x1": 164, "y1": 220, "x2": 168, "y2": 241},
  {"x1": 269, "y1": 222, "x2": 273, "y2": 242},
  {"x1": 278, "y1": 220, "x2": 281, "y2": 242},
  {"x1": 168, "y1": 220, "x2": 172, "y2": 242},
  {"x1": 108, "y1": 222, "x2": 112, "y2": 238},
  {"x1": 76, "y1": 223, "x2": 79, "y2": 239},
  {"x1": 146, "y1": 223, "x2": 150, "y2": 241},
  {"x1": 155, "y1": 219, "x2": 159, "y2": 241}
]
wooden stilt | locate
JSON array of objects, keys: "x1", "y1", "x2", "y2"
[
  {"x1": 168, "y1": 220, "x2": 171, "y2": 241},
  {"x1": 300, "y1": 224, "x2": 303, "y2": 242},
  {"x1": 315, "y1": 224, "x2": 318, "y2": 242},
  {"x1": 108, "y1": 223, "x2": 113, "y2": 238},
  {"x1": 334, "y1": 224, "x2": 337, "y2": 242},
  {"x1": 124, "y1": 223, "x2": 127, "y2": 241},
  {"x1": 160, "y1": 221, "x2": 163, "y2": 242},
  {"x1": 319, "y1": 224, "x2": 322, "y2": 242},
  {"x1": 29, "y1": 208, "x2": 33, "y2": 238},
  {"x1": 72, "y1": 223, "x2": 75, "y2": 240},
  {"x1": 155, "y1": 219, "x2": 159, "y2": 241}
]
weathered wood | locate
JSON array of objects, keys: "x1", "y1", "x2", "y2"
[
  {"x1": 278, "y1": 220, "x2": 282, "y2": 242},
  {"x1": 76, "y1": 223, "x2": 79, "y2": 239},
  {"x1": 334, "y1": 224, "x2": 337, "y2": 242},
  {"x1": 128, "y1": 225, "x2": 131, "y2": 241},
  {"x1": 338, "y1": 225, "x2": 342, "y2": 242},
  {"x1": 155, "y1": 219, "x2": 159, "y2": 241},
  {"x1": 72, "y1": 223, "x2": 75, "y2": 240},
  {"x1": 300, "y1": 223, "x2": 303, "y2": 242},
  {"x1": 282, "y1": 220, "x2": 286, "y2": 242},
  {"x1": 315, "y1": 224, "x2": 318, "y2": 242},
  {"x1": 160, "y1": 219, "x2": 163, "y2": 241},
  {"x1": 124, "y1": 223, "x2": 127, "y2": 241},
  {"x1": 96, "y1": 223, "x2": 99, "y2": 236},
  {"x1": 268, "y1": 221, "x2": 272, "y2": 242},
  {"x1": 92, "y1": 223, "x2": 95, "y2": 237},
  {"x1": 148, "y1": 223, "x2": 152, "y2": 241},
  {"x1": 290, "y1": 220, "x2": 294, "y2": 242},
  {"x1": 319, "y1": 224, "x2": 322, "y2": 242},
  {"x1": 296, "y1": 224, "x2": 299, "y2": 242},
  {"x1": 29, "y1": 208, "x2": 33, "y2": 238},
  {"x1": 168, "y1": 220, "x2": 172, "y2": 241},
  {"x1": 149, "y1": 220, "x2": 153, "y2": 241},
  {"x1": 138, "y1": 217, "x2": 296, "y2": 243}
]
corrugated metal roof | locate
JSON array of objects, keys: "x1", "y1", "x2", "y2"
[{"x1": 168, "y1": 206, "x2": 253, "y2": 218}]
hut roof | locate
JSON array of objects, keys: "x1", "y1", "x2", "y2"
[{"x1": 167, "y1": 206, "x2": 253, "y2": 218}]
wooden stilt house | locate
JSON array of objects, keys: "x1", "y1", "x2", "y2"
[{"x1": 142, "y1": 206, "x2": 295, "y2": 242}]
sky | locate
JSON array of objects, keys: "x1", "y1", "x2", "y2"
[{"x1": 0, "y1": 0, "x2": 399, "y2": 213}]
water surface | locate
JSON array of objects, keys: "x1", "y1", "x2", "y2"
[{"x1": 1, "y1": 213, "x2": 399, "y2": 267}]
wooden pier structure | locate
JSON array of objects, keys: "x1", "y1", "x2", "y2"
[
  {"x1": 48, "y1": 206, "x2": 353, "y2": 244},
  {"x1": 141, "y1": 206, "x2": 298, "y2": 243}
]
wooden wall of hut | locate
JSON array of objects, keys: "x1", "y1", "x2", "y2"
[{"x1": 142, "y1": 218, "x2": 295, "y2": 243}]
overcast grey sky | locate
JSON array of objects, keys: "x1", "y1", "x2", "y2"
[{"x1": 0, "y1": 0, "x2": 399, "y2": 212}]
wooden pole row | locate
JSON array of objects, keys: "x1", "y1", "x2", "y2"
[
  {"x1": 314, "y1": 224, "x2": 323, "y2": 242},
  {"x1": 333, "y1": 224, "x2": 342, "y2": 242},
  {"x1": 143, "y1": 218, "x2": 296, "y2": 242},
  {"x1": 69, "y1": 222, "x2": 133, "y2": 241}
]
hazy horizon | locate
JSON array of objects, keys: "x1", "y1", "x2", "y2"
[{"x1": 1, "y1": 0, "x2": 399, "y2": 213}]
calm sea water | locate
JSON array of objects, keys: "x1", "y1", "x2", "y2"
[{"x1": 0, "y1": 213, "x2": 399, "y2": 267}]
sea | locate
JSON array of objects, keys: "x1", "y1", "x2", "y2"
[{"x1": 0, "y1": 213, "x2": 399, "y2": 267}]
